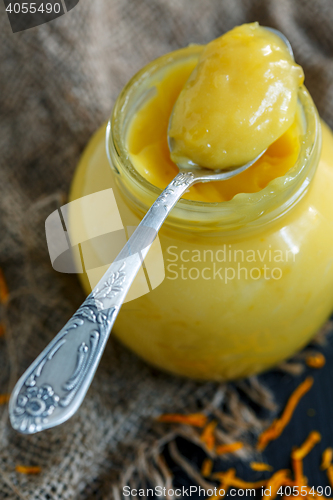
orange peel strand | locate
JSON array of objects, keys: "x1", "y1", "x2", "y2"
[
  {"x1": 321, "y1": 448, "x2": 333, "y2": 471},
  {"x1": 250, "y1": 462, "x2": 273, "y2": 472},
  {"x1": 0, "y1": 269, "x2": 9, "y2": 304},
  {"x1": 157, "y1": 413, "x2": 207, "y2": 427},
  {"x1": 211, "y1": 469, "x2": 236, "y2": 500},
  {"x1": 201, "y1": 458, "x2": 213, "y2": 477},
  {"x1": 212, "y1": 471, "x2": 267, "y2": 489},
  {"x1": 291, "y1": 432, "x2": 321, "y2": 488},
  {"x1": 216, "y1": 442, "x2": 244, "y2": 455},
  {"x1": 306, "y1": 353, "x2": 326, "y2": 369},
  {"x1": 15, "y1": 466, "x2": 41, "y2": 475},
  {"x1": 201, "y1": 420, "x2": 217, "y2": 451},
  {"x1": 257, "y1": 377, "x2": 314, "y2": 451},
  {"x1": 0, "y1": 394, "x2": 10, "y2": 405},
  {"x1": 263, "y1": 469, "x2": 291, "y2": 500},
  {"x1": 327, "y1": 464, "x2": 333, "y2": 489},
  {"x1": 292, "y1": 431, "x2": 321, "y2": 461}
]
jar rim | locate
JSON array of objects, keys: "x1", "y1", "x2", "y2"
[{"x1": 107, "y1": 45, "x2": 321, "y2": 232}]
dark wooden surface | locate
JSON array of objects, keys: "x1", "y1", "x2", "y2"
[{"x1": 166, "y1": 336, "x2": 333, "y2": 499}]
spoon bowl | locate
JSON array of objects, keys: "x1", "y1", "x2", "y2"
[{"x1": 167, "y1": 26, "x2": 295, "y2": 181}]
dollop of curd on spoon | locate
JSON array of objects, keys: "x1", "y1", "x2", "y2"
[
  {"x1": 127, "y1": 23, "x2": 304, "y2": 202},
  {"x1": 168, "y1": 22, "x2": 304, "y2": 170}
]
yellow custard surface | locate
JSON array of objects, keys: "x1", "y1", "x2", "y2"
[{"x1": 127, "y1": 44, "x2": 301, "y2": 203}]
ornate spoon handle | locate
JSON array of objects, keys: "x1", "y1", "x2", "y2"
[{"x1": 9, "y1": 171, "x2": 196, "y2": 434}]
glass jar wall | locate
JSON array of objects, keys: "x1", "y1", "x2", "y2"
[{"x1": 69, "y1": 47, "x2": 333, "y2": 380}]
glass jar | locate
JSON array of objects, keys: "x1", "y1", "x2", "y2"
[{"x1": 69, "y1": 46, "x2": 333, "y2": 381}]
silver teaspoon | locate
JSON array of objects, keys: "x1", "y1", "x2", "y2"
[{"x1": 9, "y1": 28, "x2": 292, "y2": 434}]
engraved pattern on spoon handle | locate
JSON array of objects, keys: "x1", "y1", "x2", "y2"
[{"x1": 9, "y1": 172, "x2": 195, "y2": 434}]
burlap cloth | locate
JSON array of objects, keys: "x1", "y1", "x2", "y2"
[{"x1": 1, "y1": 0, "x2": 333, "y2": 498}]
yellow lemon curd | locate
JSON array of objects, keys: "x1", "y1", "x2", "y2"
[
  {"x1": 127, "y1": 26, "x2": 303, "y2": 202},
  {"x1": 69, "y1": 27, "x2": 333, "y2": 381},
  {"x1": 169, "y1": 23, "x2": 304, "y2": 171}
]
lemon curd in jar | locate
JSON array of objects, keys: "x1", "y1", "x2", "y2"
[
  {"x1": 127, "y1": 46, "x2": 302, "y2": 203},
  {"x1": 168, "y1": 23, "x2": 304, "y2": 171},
  {"x1": 69, "y1": 44, "x2": 333, "y2": 381}
]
